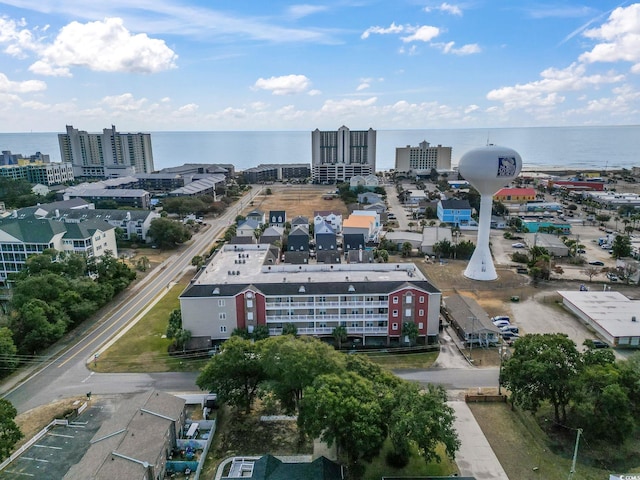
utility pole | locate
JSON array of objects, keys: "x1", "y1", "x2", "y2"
[
  {"x1": 468, "y1": 316, "x2": 476, "y2": 362},
  {"x1": 498, "y1": 339, "x2": 505, "y2": 395},
  {"x1": 567, "y1": 428, "x2": 582, "y2": 480}
]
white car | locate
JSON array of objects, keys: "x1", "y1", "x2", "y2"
[{"x1": 512, "y1": 242, "x2": 526, "y2": 249}]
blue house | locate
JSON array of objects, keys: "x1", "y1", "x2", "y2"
[{"x1": 437, "y1": 199, "x2": 473, "y2": 227}]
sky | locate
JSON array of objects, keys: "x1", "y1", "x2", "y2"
[{"x1": 1, "y1": 0, "x2": 640, "y2": 132}]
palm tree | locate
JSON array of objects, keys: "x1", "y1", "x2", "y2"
[{"x1": 332, "y1": 325, "x2": 348, "y2": 350}]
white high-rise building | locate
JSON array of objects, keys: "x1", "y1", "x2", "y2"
[
  {"x1": 311, "y1": 126, "x2": 376, "y2": 183},
  {"x1": 395, "y1": 140, "x2": 452, "y2": 177},
  {"x1": 59, "y1": 125, "x2": 154, "y2": 178}
]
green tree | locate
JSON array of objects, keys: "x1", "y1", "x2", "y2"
[
  {"x1": 401, "y1": 242, "x2": 413, "y2": 257},
  {"x1": 135, "y1": 256, "x2": 150, "y2": 272},
  {"x1": 501, "y1": 333, "x2": 581, "y2": 424},
  {"x1": 260, "y1": 336, "x2": 344, "y2": 413},
  {"x1": 281, "y1": 323, "x2": 298, "y2": 336},
  {"x1": 299, "y1": 372, "x2": 386, "y2": 467},
  {"x1": 611, "y1": 234, "x2": 632, "y2": 258},
  {"x1": 191, "y1": 255, "x2": 204, "y2": 269},
  {"x1": 0, "y1": 399, "x2": 22, "y2": 461},
  {"x1": 196, "y1": 336, "x2": 266, "y2": 413},
  {"x1": 387, "y1": 383, "x2": 459, "y2": 467},
  {"x1": 0, "y1": 327, "x2": 18, "y2": 375},
  {"x1": 401, "y1": 322, "x2": 419, "y2": 346},
  {"x1": 148, "y1": 218, "x2": 192, "y2": 249},
  {"x1": 166, "y1": 309, "x2": 182, "y2": 339},
  {"x1": 332, "y1": 325, "x2": 348, "y2": 350}
]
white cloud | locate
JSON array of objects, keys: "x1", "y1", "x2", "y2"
[
  {"x1": 100, "y1": 93, "x2": 148, "y2": 111},
  {"x1": 486, "y1": 63, "x2": 623, "y2": 110},
  {"x1": 286, "y1": 5, "x2": 328, "y2": 19},
  {"x1": 0, "y1": 72, "x2": 46, "y2": 93},
  {"x1": 399, "y1": 45, "x2": 418, "y2": 55},
  {"x1": 580, "y1": 4, "x2": 640, "y2": 70},
  {"x1": 253, "y1": 74, "x2": 311, "y2": 95},
  {"x1": 361, "y1": 22, "x2": 404, "y2": 39},
  {"x1": 31, "y1": 17, "x2": 178, "y2": 76},
  {"x1": 320, "y1": 97, "x2": 378, "y2": 116},
  {"x1": 435, "y1": 41, "x2": 481, "y2": 55},
  {"x1": 177, "y1": 103, "x2": 199, "y2": 114},
  {"x1": 464, "y1": 104, "x2": 480, "y2": 114},
  {"x1": 308, "y1": 89, "x2": 322, "y2": 96},
  {"x1": 356, "y1": 82, "x2": 370, "y2": 91},
  {"x1": 401, "y1": 25, "x2": 440, "y2": 43},
  {"x1": 425, "y1": 3, "x2": 463, "y2": 16}
]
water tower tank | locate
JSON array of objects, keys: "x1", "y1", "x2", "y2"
[{"x1": 458, "y1": 145, "x2": 522, "y2": 281}]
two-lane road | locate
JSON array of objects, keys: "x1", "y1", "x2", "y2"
[{"x1": 2, "y1": 187, "x2": 262, "y2": 413}]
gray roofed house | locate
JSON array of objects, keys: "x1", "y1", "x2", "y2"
[
  {"x1": 343, "y1": 233, "x2": 366, "y2": 251},
  {"x1": 259, "y1": 225, "x2": 284, "y2": 245},
  {"x1": 222, "y1": 454, "x2": 343, "y2": 480},
  {"x1": 284, "y1": 225, "x2": 309, "y2": 264},
  {"x1": 0, "y1": 217, "x2": 118, "y2": 284},
  {"x1": 290, "y1": 215, "x2": 309, "y2": 226},
  {"x1": 169, "y1": 175, "x2": 225, "y2": 197},
  {"x1": 65, "y1": 390, "x2": 186, "y2": 480},
  {"x1": 315, "y1": 222, "x2": 339, "y2": 264},
  {"x1": 236, "y1": 218, "x2": 262, "y2": 237},
  {"x1": 269, "y1": 210, "x2": 286, "y2": 227},
  {"x1": 246, "y1": 209, "x2": 266, "y2": 226},
  {"x1": 442, "y1": 294, "x2": 500, "y2": 347}
]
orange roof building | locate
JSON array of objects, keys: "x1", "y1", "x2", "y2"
[{"x1": 494, "y1": 187, "x2": 536, "y2": 203}]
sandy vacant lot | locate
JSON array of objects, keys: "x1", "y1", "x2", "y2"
[{"x1": 243, "y1": 184, "x2": 349, "y2": 219}]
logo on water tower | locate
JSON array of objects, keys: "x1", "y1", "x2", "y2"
[{"x1": 497, "y1": 157, "x2": 517, "y2": 177}]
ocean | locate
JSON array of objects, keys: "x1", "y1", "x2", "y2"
[{"x1": 1, "y1": 125, "x2": 639, "y2": 172}]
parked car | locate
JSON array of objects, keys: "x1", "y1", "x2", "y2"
[
  {"x1": 607, "y1": 273, "x2": 619, "y2": 282},
  {"x1": 501, "y1": 331, "x2": 520, "y2": 340},
  {"x1": 511, "y1": 242, "x2": 526, "y2": 248},
  {"x1": 577, "y1": 249, "x2": 586, "y2": 254},
  {"x1": 491, "y1": 315, "x2": 510, "y2": 323},
  {"x1": 588, "y1": 260, "x2": 605, "y2": 266},
  {"x1": 588, "y1": 339, "x2": 609, "y2": 349},
  {"x1": 500, "y1": 325, "x2": 519, "y2": 334}
]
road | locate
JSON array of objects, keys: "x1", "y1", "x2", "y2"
[{"x1": 1, "y1": 187, "x2": 262, "y2": 414}]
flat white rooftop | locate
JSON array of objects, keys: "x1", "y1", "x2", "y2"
[
  {"x1": 558, "y1": 290, "x2": 640, "y2": 338},
  {"x1": 196, "y1": 244, "x2": 426, "y2": 285}
]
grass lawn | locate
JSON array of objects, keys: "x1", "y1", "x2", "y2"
[
  {"x1": 361, "y1": 439, "x2": 457, "y2": 480},
  {"x1": 362, "y1": 350, "x2": 439, "y2": 370},
  {"x1": 93, "y1": 273, "x2": 208, "y2": 373},
  {"x1": 469, "y1": 401, "x2": 640, "y2": 479}
]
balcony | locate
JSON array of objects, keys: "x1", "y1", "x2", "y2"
[
  {"x1": 265, "y1": 300, "x2": 387, "y2": 309},
  {"x1": 269, "y1": 326, "x2": 388, "y2": 336},
  {"x1": 266, "y1": 314, "x2": 388, "y2": 323}
]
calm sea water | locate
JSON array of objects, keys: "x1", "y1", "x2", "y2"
[{"x1": 1, "y1": 126, "x2": 639, "y2": 172}]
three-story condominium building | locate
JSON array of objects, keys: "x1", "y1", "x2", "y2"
[
  {"x1": 311, "y1": 126, "x2": 376, "y2": 184},
  {"x1": 59, "y1": 125, "x2": 154, "y2": 178},
  {"x1": 179, "y1": 244, "x2": 441, "y2": 347}
]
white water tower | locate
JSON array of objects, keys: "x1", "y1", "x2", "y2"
[{"x1": 458, "y1": 145, "x2": 522, "y2": 281}]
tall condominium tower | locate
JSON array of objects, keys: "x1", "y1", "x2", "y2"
[
  {"x1": 311, "y1": 126, "x2": 376, "y2": 184},
  {"x1": 59, "y1": 125, "x2": 154, "y2": 178},
  {"x1": 395, "y1": 140, "x2": 452, "y2": 177}
]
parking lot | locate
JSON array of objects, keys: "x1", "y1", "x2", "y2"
[{"x1": 0, "y1": 401, "x2": 110, "y2": 480}]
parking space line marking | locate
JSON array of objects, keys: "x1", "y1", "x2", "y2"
[
  {"x1": 3, "y1": 470, "x2": 35, "y2": 476},
  {"x1": 48, "y1": 433, "x2": 74, "y2": 438},
  {"x1": 34, "y1": 444, "x2": 62, "y2": 449},
  {"x1": 21, "y1": 457, "x2": 49, "y2": 463}
]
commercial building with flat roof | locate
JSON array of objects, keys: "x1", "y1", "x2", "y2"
[
  {"x1": 559, "y1": 290, "x2": 640, "y2": 348},
  {"x1": 180, "y1": 244, "x2": 441, "y2": 347}
]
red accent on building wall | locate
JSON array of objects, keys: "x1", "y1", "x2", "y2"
[
  {"x1": 551, "y1": 180, "x2": 604, "y2": 191},
  {"x1": 235, "y1": 294, "x2": 246, "y2": 330},
  {"x1": 388, "y1": 287, "x2": 431, "y2": 336},
  {"x1": 387, "y1": 292, "x2": 400, "y2": 336},
  {"x1": 255, "y1": 292, "x2": 266, "y2": 325}
]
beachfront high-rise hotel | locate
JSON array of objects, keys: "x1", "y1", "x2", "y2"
[
  {"x1": 311, "y1": 126, "x2": 376, "y2": 184},
  {"x1": 59, "y1": 125, "x2": 154, "y2": 179}
]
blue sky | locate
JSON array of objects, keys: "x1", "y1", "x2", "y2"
[{"x1": 0, "y1": 1, "x2": 639, "y2": 132}]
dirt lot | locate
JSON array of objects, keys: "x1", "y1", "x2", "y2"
[{"x1": 244, "y1": 184, "x2": 349, "y2": 218}]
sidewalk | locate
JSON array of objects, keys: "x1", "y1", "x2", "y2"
[{"x1": 449, "y1": 400, "x2": 510, "y2": 480}]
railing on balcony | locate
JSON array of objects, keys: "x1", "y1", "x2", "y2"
[
  {"x1": 269, "y1": 326, "x2": 388, "y2": 336},
  {"x1": 265, "y1": 300, "x2": 387, "y2": 309},
  {"x1": 266, "y1": 314, "x2": 388, "y2": 323}
]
